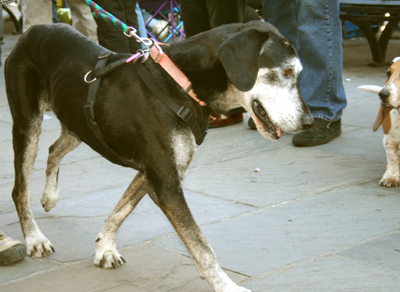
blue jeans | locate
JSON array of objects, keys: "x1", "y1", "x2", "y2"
[
  {"x1": 135, "y1": 3, "x2": 147, "y2": 49},
  {"x1": 262, "y1": 0, "x2": 346, "y2": 121}
]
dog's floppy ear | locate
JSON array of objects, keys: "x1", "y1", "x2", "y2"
[
  {"x1": 373, "y1": 105, "x2": 391, "y2": 131},
  {"x1": 358, "y1": 85, "x2": 390, "y2": 131},
  {"x1": 217, "y1": 31, "x2": 268, "y2": 92}
]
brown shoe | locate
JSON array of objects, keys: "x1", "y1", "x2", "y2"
[{"x1": 209, "y1": 113, "x2": 243, "y2": 128}]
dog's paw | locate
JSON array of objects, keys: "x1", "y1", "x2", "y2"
[
  {"x1": 25, "y1": 232, "x2": 55, "y2": 258},
  {"x1": 380, "y1": 176, "x2": 400, "y2": 187},
  {"x1": 94, "y1": 250, "x2": 126, "y2": 269},
  {"x1": 219, "y1": 284, "x2": 251, "y2": 292},
  {"x1": 94, "y1": 236, "x2": 125, "y2": 269},
  {"x1": 40, "y1": 188, "x2": 59, "y2": 212}
]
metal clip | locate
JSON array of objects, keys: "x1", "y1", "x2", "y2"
[
  {"x1": 124, "y1": 26, "x2": 155, "y2": 50},
  {"x1": 84, "y1": 71, "x2": 97, "y2": 84}
]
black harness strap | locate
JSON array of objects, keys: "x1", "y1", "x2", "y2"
[
  {"x1": 134, "y1": 59, "x2": 207, "y2": 145},
  {"x1": 83, "y1": 51, "x2": 132, "y2": 166},
  {"x1": 91, "y1": 58, "x2": 127, "y2": 79},
  {"x1": 83, "y1": 50, "x2": 207, "y2": 166}
]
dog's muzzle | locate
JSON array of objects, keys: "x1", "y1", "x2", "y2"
[
  {"x1": 252, "y1": 100, "x2": 282, "y2": 139},
  {"x1": 379, "y1": 88, "x2": 390, "y2": 102}
]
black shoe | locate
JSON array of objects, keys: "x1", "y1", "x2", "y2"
[
  {"x1": 248, "y1": 117, "x2": 256, "y2": 129},
  {"x1": 292, "y1": 118, "x2": 341, "y2": 147}
]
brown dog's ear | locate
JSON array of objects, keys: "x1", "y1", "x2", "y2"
[
  {"x1": 373, "y1": 105, "x2": 391, "y2": 131},
  {"x1": 217, "y1": 31, "x2": 268, "y2": 92}
]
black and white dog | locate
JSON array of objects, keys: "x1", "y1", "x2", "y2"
[{"x1": 5, "y1": 22, "x2": 312, "y2": 291}]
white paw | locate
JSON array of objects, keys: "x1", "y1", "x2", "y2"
[
  {"x1": 94, "y1": 235, "x2": 125, "y2": 269},
  {"x1": 25, "y1": 232, "x2": 55, "y2": 257},
  {"x1": 40, "y1": 188, "x2": 59, "y2": 212},
  {"x1": 380, "y1": 175, "x2": 400, "y2": 187},
  {"x1": 220, "y1": 283, "x2": 251, "y2": 292}
]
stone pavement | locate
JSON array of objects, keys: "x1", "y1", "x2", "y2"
[{"x1": 1, "y1": 24, "x2": 400, "y2": 292}]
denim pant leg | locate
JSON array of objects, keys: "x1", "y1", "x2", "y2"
[
  {"x1": 135, "y1": 3, "x2": 147, "y2": 49},
  {"x1": 262, "y1": 0, "x2": 346, "y2": 121}
]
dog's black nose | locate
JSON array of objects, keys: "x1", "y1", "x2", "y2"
[
  {"x1": 379, "y1": 89, "x2": 390, "y2": 101},
  {"x1": 302, "y1": 114, "x2": 314, "y2": 130}
]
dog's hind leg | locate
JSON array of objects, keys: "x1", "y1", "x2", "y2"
[
  {"x1": 151, "y1": 179, "x2": 251, "y2": 292},
  {"x1": 94, "y1": 172, "x2": 149, "y2": 268},
  {"x1": 41, "y1": 124, "x2": 81, "y2": 211},
  {"x1": 7, "y1": 74, "x2": 55, "y2": 257}
]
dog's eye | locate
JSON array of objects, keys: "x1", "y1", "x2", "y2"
[
  {"x1": 387, "y1": 70, "x2": 391, "y2": 78},
  {"x1": 284, "y1": 68, "x2": 292, "y2": 76}
]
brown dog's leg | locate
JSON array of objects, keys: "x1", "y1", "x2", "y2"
[
  {"x1": 41, "y1": 124, "x2": 81, "y2": 212},
  {"x1": 381, "y1": 137, "x2": 400, "y2": 187},
  {"x1": 94, "y1": 172, "x2": 149, "y2": 268}
]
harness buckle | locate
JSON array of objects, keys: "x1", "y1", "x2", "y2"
[{"x1": 177, "y1": 106, "x2": 193, "y2": 122}]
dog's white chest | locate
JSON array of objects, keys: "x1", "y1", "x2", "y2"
[{"x1": 386, "y1": 109, "x2": 400, "y2": 143}]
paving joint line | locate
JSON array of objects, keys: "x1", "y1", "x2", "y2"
[{"x1": 241, "y1": 228, "x2": 400, "y2": 284}]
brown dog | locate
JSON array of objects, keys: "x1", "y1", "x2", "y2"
[{"x1": 360, "y1": 57, "x2": 400, "y2": 187}]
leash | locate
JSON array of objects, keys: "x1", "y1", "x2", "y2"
[{"x1": 80, "y1": 0, "x2": 153, "y2": 50}]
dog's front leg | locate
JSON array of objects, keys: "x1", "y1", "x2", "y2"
[
  {"x1": 381, "y1": 136, "x2": 400, "y2": 187},
  {"x1": 154, "y1": 187, "x2": 251, "y2": 292},
  {"x1": 94, "y1": 172, "x2": 149, "y2": 268}
]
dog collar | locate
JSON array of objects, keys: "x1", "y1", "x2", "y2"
[{"x1": 149, "y1": 45, "x2": 206, "y2": 107}]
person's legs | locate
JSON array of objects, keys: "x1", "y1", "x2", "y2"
[
  {"x1": 136, "y1": 3, "x2": 147, "y2": 38},
  {"x1": 94, "y1": 0, "x2": 140, "y2": 53},
  {"x1": 206, "y1": 0, "x2": 246, "y2": 28},
  {"x1": 291, "y1": 0, "x2": 346, "y2": 146},
  {"x1": 180, "y1": 0, "x2": 210, "y2": 37},
  {"x1": 262, "y1": 0, "x2": 346, "y2": 146},
  {"x1": 296, "y1": 0, "x2": 346, "y2": 121},
  {"x1": 123, "y1": 0, "x2": 140, "y2": 53},
  {"x1": 66, "y1": 0, "x2": 98, "y2": 43},
  {"x1": 19, "y1": 0, "x2": 52, "y2": 32},
  {"x1": 262, "y1": 1, "x2": 298, "y2": 47},
  {"x1": 52, "y1": 0, "x2": 59, "y2": 23}
]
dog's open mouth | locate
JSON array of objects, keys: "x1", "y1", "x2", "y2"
[{"x1": 252, "y1": 100, "x2": 282, "y2": 139}]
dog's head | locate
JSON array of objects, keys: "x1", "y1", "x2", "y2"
[
  {"x1": 359, "y1": 57, "x2": 400, "y2": 131},
  {"x1": 215, "y1": 21, "x2": 313, "y2": 141},
  {"x1": 378, "y1": 57, "x2": 400, "y2": 108}
]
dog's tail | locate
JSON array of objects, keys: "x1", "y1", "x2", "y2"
[{"x1": 358, "y1": 85, "x2": 383, "y2": 94}]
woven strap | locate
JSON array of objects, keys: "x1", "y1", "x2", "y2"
[
  {"x1": 83, "y1": 52, "x2": 133, "y2": 166},
  {"x1": 0, "y1": 0, "x2": 16, "y2": 5}
]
